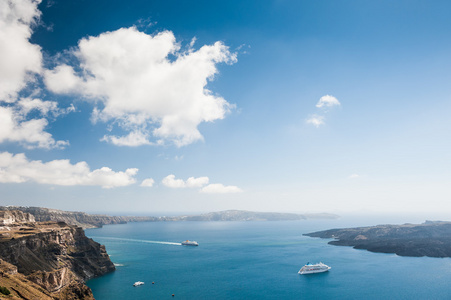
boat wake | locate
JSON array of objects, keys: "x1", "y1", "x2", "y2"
[{"x1": 90, "y1": 236, "x2": 182, "y2": 246}]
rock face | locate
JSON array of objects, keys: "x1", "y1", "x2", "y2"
[
  {"x1": 0, "y1": 211, "x2": 115, "y2": 299},
  {"x1": 305, "y1": 221, "x2": 451, "y2": 258},
  {"x1": 0, "y1": 206, "x2": 133, "y2": 228}
]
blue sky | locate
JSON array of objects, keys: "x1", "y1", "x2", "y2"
[{"x1": 1, "y1": 0, "x2": 451, "y2": 216}]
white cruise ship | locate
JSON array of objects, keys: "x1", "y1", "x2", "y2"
[
  {"x1": 133, "y1": 281, "x2": 144, "y2": 286},
  {"x1": 298, "y1": 262, "x2": 331, "y2": 274}
]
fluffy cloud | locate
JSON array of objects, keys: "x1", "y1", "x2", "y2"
[
  {"x1": 162, "y1": 174, "x2": 209, "y2": 188},
  {"x1": 162, "y1": 174, "x2": 242, "y2": 193},
  {"x1": 186, "y1": 176, "x2": 210, "y2": 188},
  {"x1": 44, "y1": 27, "x2": 237, "y2": 147},
  {"x1": 0, "y1": 151, "x2": 138, "y2": 188},
  {"x1": 316, "y1": 95, "x2": 340, "y2": 108},
  {"x1": 140, "y1": 178, "x2": 155, "y2": 187},
  {"x1": 0, "y1": 106, "x2": 69, "y2": 149},
  {"x1": 306, "y1": 114, "x2": 325, "y2": 128},
  {"x1": 17, "y1": 97, "x2": 75, "y2": 117},
  {"x1": 0, "y1": 0, "x2": 42, "y2": 102},
  {"x1": 0, "y1": 1, "x2": 73, "y2": 149},
  {"x1": 101, "y1": 131, "x2": 152, "y2": 147},
  {"x1": 200, "y1": 183, "x2": 243, "y2": 194}
]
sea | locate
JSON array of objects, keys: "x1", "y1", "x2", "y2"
[{"x1": 85, "y1": 217, "x2": 451, "y2": 300}]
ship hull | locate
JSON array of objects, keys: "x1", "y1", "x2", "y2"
[
  {"x1": 298, "y1": 267, "x2": 330, "y2": 275},
  {"x1": 298, "y1": 263, "x2": 331, "y2": 275}
]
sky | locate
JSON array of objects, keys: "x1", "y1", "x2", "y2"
[{"x1": 1, "y1": 0, "x2": 451, "y2": 217}]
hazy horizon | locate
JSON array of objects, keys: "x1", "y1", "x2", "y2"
[{"x1": 1, "y1": 0, "x2": 451, "y2": 217}]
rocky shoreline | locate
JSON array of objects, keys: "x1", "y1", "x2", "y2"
[{"x1": 305, "y1": 221, "x2": 451, "y2": 258}]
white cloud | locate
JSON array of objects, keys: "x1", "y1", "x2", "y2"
[
  {"x1": 0, "y1": 151, "x2": 137, "y2": 188},
  {"x1": 17, "y1": 97, "x2": 75, "y2": 117},
  {"x1": 101, "y1": 130, "x2": 152, "y2": 147},
  {"x1": 200, "y1": 183, "x2": 243, "y2": 194},
  {"x1": 162, "y1": 174, "x2": 209, "y2": 188},
  {"x1": 307, "y1": 95, "x2": 341, "y2": 127},
  {"x1": 162, "y1": 174, "x2": 186, "y2": 188},
  {"x1": 186, "y1": 176, "x2": 209, "y2": 188},
  {"x1": 44, "y1": 27, "x2": 237, "y2": 147},
  {"x1": 0, "y1": 1, "x2": 73, "y2": 149},
  {"x1": 0, "y1": 106, "x2": 69, "y2": 149},
  {"x1": 0, "y1": 0, "x2": 42, "y2": 102},
  {"x1": 348, "y1": 174, "x2": 360, "y2": 179},
  {"x1": 316, "y1": 95, "x2": 340, "y2": 108},
  {"x1": 140, "y1": 178, "x2": 155, "y2": 187},
  {"x1": 306, "y1": 114, "x2": 325, "y2": 128},
  {"x1": 17, "y1": 98, "x2": 58, "y2": 115}
]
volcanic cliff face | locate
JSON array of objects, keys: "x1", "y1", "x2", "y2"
[{"x1": 0, "y1": 211, "x2": 115, "y2": 299}]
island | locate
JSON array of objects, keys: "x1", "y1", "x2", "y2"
[
  {"x1": 305, "y1": 220, "x2": 451, "y2": 258},
  {"x1": 0, "y1": 206, "x2": 339, "y2": 228}
]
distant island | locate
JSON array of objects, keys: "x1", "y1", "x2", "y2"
[
  {"x1": 305, "y1": 220, "x2": 451, "y2": 258},
  {"x1": 0, "y1": 206, "x2": 339, "y2": 228}
]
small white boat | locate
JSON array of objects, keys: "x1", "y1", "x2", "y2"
[
  {"x1": 298, "y1": 262, "x2": 331, "y2": 275},
  {"x1": 133, "y1": 281, "x2": 144, "y2": 286},
  {"x1": 181, "y1": 240, "x2": 198, "y2": 246}
]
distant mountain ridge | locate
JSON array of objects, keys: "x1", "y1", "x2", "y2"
[
  {"x1": 175, "y1": 210, "x2": 338, "y2": 221},
  {"x1": 0, "y1": 206, "x2": 338, "y2": 228},
  {"x1": 305, "y1": 221, "x2": 451, "y2": 258}
]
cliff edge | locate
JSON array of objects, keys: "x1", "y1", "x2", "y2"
[{"x1": 0, "y1": 211, "x2": 115, "y2": 299}]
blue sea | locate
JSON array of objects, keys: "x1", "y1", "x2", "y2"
[{"x1": 86, "y1": 219, "x2": 451, "y2": 299}]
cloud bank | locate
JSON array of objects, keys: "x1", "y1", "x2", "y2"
[
  {"x1": 0, "y1": 0, "x2": 42, "y2": 102},
  {"x1": 0, "y1": 0, "x2": 72, "y2": 149},
  {"x1": 0, "y1": 152, "x2": 137, "y2": 188},
  {"x1": 45, "y1": 27, "x2": 237, "y2": 147}
]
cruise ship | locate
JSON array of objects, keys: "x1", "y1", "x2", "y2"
[
  {"x1": 181, "y1": 240, "x2": 198, "y2": 246},
  {"x1": 298, "y1": 262, "x2": 331, "y2": 274},
  {"x1": 133, "y1": 281, "x2": 144, "y2": 286}
]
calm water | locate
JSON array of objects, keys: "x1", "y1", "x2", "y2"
[{"x1": 86, "y1": 219, "x2": 451, "y2": 299}]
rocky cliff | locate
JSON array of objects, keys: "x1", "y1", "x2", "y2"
[
  {"x1": 0, "y1": 206, "x2": 135, "y2": 229},
  {"x1": 0, "y1": 211, "x2": 115, "y2": 299}
]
